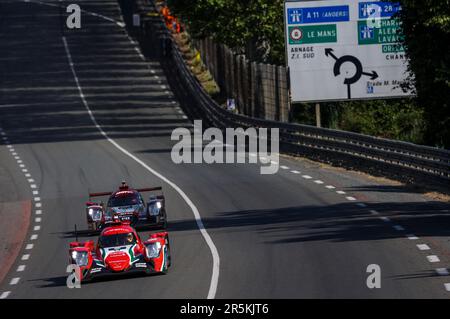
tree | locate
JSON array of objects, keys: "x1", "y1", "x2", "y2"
[{"x1": 399, "y1": 0, "x2": 450, "y2": 147}]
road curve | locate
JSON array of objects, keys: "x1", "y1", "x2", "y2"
[{"x1": 0, "y1": 0, "x2": 449, "y2": 299}]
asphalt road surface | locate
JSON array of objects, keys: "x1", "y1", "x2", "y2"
[{"x1": 0, "y1": 0, "x2": 449, "y2": 299}]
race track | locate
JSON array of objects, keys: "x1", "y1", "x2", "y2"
[{"x1": 0, "y1": 0, "x2": 449, "y2": 299}]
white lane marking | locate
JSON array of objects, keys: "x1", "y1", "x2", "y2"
[
  {"x1": 34, "y1": 197, "x2": 41, "y2": 201},
  {"x1": 393, "y1": 225, "x2": 405, "y2": 231},
  {"x1": 314, "y1": 180, "x2": 324, "y2": 184},
  {"x1": 380, "y1": 216, "x2": 390, "y2": 222},
  {"x1": 346, "y1": 196, "x2": 357, "y2": 201},
  {"x1": 0, "y1": 291, "x2": 11, "y2": 299},
  {"x1": 445, "y1": 283, "x2": 450, "y2": 291},
  {"x1": 336, "y1": 190, "x2": 346, "y2": 194},
  {"x1": 30, "y1": 184, "x2": 36, "y2": 189},
  {"x1": 302, "y1": 175, "x2": 312, "y2": 179},
  {"x1": 407, "y1": 234, "x2": 419, "y2": 240},
  {"x1": 182, "y1": 115, "x2": 188, "y2": 119},
  {"x1": 356, "y1": 203, "x2": 367, "y2": 207},
  {"x1": 17, "y1": 160, "x2": 23, "y2": 164},
  {"x1": 30, "y1": 234, "x2": 38, "y2": 240},
  {"x1": 14, "y1": 156, "x2": 20, "y2": 160},
  {"x1": 28, "y1": 178, "x2": 34, "y2": 183},
  {"x1": 33, "y1": 225, "x2": 40, "y2": 231},
  {"x1": 436, "y1": 268, "x2": 449, "y2": 276},
  {"x1": 35, "y1": 210, "x2": 42, "y2": 215},
  {"x1": 25, "y1": 244, "x2": 34, "y2": 250},
  {"x1": 290, "y1": 170, "x2": 300, "y2": 174},
  {"x1": 19, "y1": 164, "x2": 25, "y2": 168},
  {"x1": 12, "y1": 153, "x2": 18, "y2": 156},
  {"x1": 63, "y1": 37, "x2": 220, "y2": 299},
  {"x1": 17, "y1": 265, "x2": 26, "y2": 272},
  {"x1": 280, "y1": 166, "x2": 289, "y2": 170},
  {"x1": 32, "y1": 191, "x2": 39, "y2": 195},
  {"x1": 370, "y1": 210, "x2": 379, "y2": 215},
  {"x1": 35, "y1": 217, "x2": 41, "y2": 223},
  {"x1": 6, "y1": 145, "x2": 12, "y2": 148},
  {"x1": 35, "y1": 203, "x2": 42, "y2": 208},
  {"x1": 24, "y1": 173, "x2": 30, "y2": 177},
  {"x1": 9, "y1": 278, "x2": 20, "y2": 285},
  {"x1": 427, "y1": 255, "x2": 440, "y2": 263},
  {"x1": 21, "y1": 254, "x2": 30, "y2": 261},
  {"x1": 325, "y1": 185, "x2": 335, "y2": 189},
  {"x1": 417, "y1": 244, "x2": 430, "y2": 251}
]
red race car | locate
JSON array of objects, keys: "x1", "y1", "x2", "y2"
[
  {"x1": 69, "y1": 220, "x2": 171, "y2": 282},
  {"x1": 85, "y1": 181, "x2": 167, "y2": 231}
]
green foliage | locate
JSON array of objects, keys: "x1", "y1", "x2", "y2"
[
  {"x1": 399, "y1": 0, "x2": 450, "y2": 147},
  {"x1": 167, "y1": 0, "x2": 285, "y2": 64}
]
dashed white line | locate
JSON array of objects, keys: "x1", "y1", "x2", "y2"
[
  {"x1": 9, "y1": 278, "x2": 20, "y2": 285},
  {"x1": 314, "y1": 180, "x2": 324, "y2": 184},
  {"x1": 30, "y1": 234, "x2": 38, "y2": 240},
  {"x1": 280, "y1": 166, "x2": 289, "y2": 170},
  {"x1": 17, "y1": 265, "x2": 26, "y2": 272},
  {"x1": 21, "y1": 254, "x2": 30, "y2": 261},
  {"x1": 302, "y1": 175, "x2": 312, "y2": 179},
  {"x1": 290, "y1": 170, "x2": 300, "y2": 174},
  {"x1": 30, "y1": 184, "x2": 36, "y2": 189},
  {"x1": 32, "y1": 191, "x2": 39, "y2": 195},
  {"x1": 28, "y1": 178, "x2": 34, "y2": 183},
  {"x1": 35, "y1": 217, "x2": 41, "y2": 223},
  {"x1": 35, "y1": 203, "x2": 42, "y2": 208},
  {"x1": 392, "y1": 225, "x2": 405, "y2": 231},
  {"x1": 370, "y1": 210, "x2": 379, "y2": 215},
  {"x1": 346, "y1": 196, "x2": 357, "y2": 201},
  {"x1": 35, "y1": 210, "x2": 42, "y2": 215},
  {"x1": 25, "y1": 244, "x2": 34, "y2": 250},
  {"x1": 0, "y1": 291, "x2": 11, "y2": 299},
  {"x1": 380, "y1": 216, "x2": 390, "y2": 222},
  {"x1": 34, "y1": 197, "x2": 41, "y2": 202},
  {"x1": 33, "y1": 225, "x2": 41, "y2": 231},
  {"x1": 427, "y1": 255, "x2": 440, "y2": 263},
  {"x1": 325, "y1": 185, "x2": 336, "y2": 189},
  {"x1": 417, "y1": 244, "x2": 431, "y2": 251},
  {"x1": 445, "y1": 283, "x2": 450, "y2": 291},
  {"x1": 407, "y1": 234, "x2": 419, "y2": 240},
  {"x1": 336, "y1": 190, "x2": 346, "y2": 195}
]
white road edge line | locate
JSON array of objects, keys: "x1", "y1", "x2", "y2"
[{"x1": 62, "y1": 37, "x2": 220, "y2": 299}]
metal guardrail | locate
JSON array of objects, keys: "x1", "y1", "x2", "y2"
[{"x1": 136, "y1": 1, "x2": 450, "y2": 188}]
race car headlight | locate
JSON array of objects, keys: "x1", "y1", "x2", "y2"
[
  {"x1": 88, "y1": 208, "x2": 102, "y2": 222},
  {"x1": 71, "y1": 251, "x2": 89, "y2": 267},
  {"x1": 145, "y1": 242, "x2": 162, "y2": 258},
  {"x1": 148, "y1": 202, "x2": 162, "y2": 216}
]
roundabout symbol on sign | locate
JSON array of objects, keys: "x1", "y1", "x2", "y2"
[
  {"x1": 290, "y1": 28, "x2": 303, "y2": 41},
  {"x1": 325, "y1": 48, "x2": 379, "y2": 99}
]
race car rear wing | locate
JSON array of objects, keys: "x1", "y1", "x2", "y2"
[{"x1": 89, "y1": 187, "x2": 163, "y2": 198}]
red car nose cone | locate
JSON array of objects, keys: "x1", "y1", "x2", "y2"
[{"x1": 105, "y1": 252, "x2": 130, "y2": 272}]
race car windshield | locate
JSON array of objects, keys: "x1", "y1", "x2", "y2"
[
  {"x1": 99, "y1": 233, "x2": 136, "y2": 247},
  {"x1": 108, "y1": 195, "x2": 138, "y2": 207}
]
